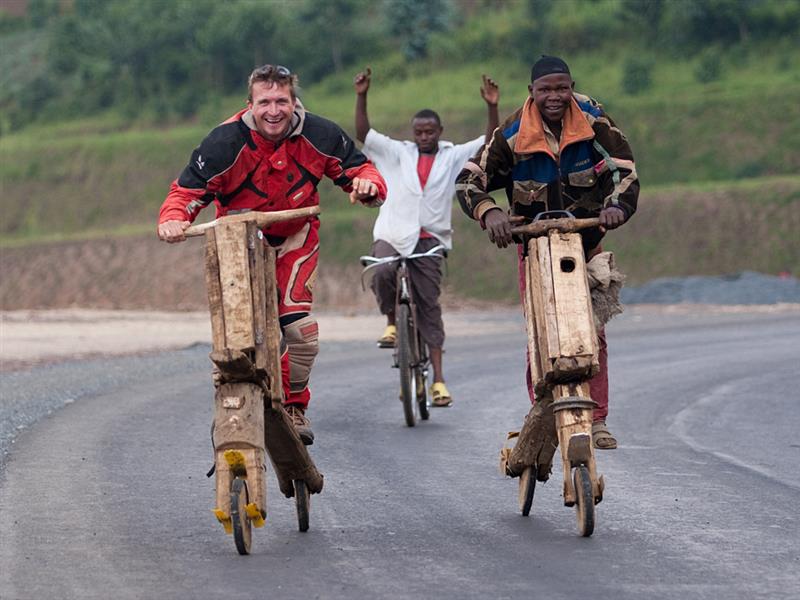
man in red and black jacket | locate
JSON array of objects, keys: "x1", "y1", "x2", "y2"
[{"x1": 158, "y1": 64, "x2": 387, "y2": 444}]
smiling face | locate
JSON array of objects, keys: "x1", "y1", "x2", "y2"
[
  {"x1": 528, "y1": 73, "x2": 575, "y2": 125},
  {"x1": 412, "y1": 117, "x2": 443, "y2": 154},
  {"x1": 248, "y1": 81, "x2": 297, "y2": 142}
]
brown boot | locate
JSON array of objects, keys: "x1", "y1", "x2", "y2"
[{"x1": 286, "y1": 404, "x2": 314, "y2": 445}]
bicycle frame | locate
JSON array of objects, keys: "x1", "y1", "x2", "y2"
[
  {"x1": 360, "y1": 244, "x2": 445, "y2": 425},
  {"x1": 360, "y1": 243, "x2": 445, "y2": 368}
]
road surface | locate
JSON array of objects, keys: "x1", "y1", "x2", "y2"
[{"x1": 1, "y1": 309, "x2": 798, "y2": 599}]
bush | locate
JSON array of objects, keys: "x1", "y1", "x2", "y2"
[
  {"x1": 621, "y1": 56, "x2": 654, "y2": 95},
  {"x1": 694, "y1": 48, "x2": 723, "y2": 83}
]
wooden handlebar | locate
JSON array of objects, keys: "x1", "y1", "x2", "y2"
[
  {"x1": 184, "y1": 206, "x2": 321, "y2": 237},
  {"x1": 510, "y1": 217, "x2": 600, "y2": 237}
]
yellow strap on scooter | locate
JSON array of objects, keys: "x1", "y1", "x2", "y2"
[
  {"x1": 245, "y1": 503, "x2": 266, "y2": 528},
  {"x1": 212, "y1": 509, "x2": 233, "y2": 534},
  {"x1": 223, "y1": 449, "x2": 247, "y2": 476}
]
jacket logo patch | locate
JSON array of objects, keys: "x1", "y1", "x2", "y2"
[{"x1": 196, "y1": 155, "x2": 205, "y2": 170}]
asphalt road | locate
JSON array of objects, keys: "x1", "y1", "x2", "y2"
[{"x1": 1, "y1": 310, "x2": 799, "y2": 600}]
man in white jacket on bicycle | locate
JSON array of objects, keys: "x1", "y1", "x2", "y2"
[{"x1": 354, "y1": 67, "x2": 499, "y2": 406}]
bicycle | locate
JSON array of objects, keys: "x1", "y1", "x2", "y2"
[
  {"x1": 500, "y1": 211, "x2": 605, "y2": 537},
  {"x1": 182, "y1": 206, "x2": 324, "y2": 554},
  {"x1": 360, "y1": 244, "x2": 446, "y2": 427}
]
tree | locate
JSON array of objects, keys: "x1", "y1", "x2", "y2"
[{"x1": 385, "y1": 0, "x2": 453, "y2": 61}]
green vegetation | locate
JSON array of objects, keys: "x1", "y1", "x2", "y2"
[{"x1": 1, "y1": 0, "x2": 798, "y2": 298}]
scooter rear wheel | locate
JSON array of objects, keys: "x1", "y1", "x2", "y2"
[
  {"x1": 519, "y1": 465, "x2": 537, "y2": 516},
  {"x1": 294, "y1": 479, "x2": 310, "y2": 532}
]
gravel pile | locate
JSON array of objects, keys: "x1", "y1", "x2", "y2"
[{"x1": 622, "y1": 271, "x2": 800, "y2": 305}]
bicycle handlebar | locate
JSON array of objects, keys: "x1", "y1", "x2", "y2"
[
  {"x1": 358, "y1": 244, "x2": 446, "y2": 291},
  {"x1": 184, "y1": 206, "x2": 321, "y2": 237},
  {"x1": 359, "y1": 244, "x2": 446, "y2": 269}
]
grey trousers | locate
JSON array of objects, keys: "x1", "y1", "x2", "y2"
[{"x1": 370, "y1": 238, "x2": 445, "y2": 349}]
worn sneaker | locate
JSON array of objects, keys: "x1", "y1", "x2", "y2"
[
  {"x1": 377, "y1": 324, "x2": 397, "y2": 348},
  {"x1": 285, "y1": 404, "x2": 314, "y2": 445}
]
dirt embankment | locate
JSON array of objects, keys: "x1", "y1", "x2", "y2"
[{"x1": 0, "y1": 234, "x2": 399, "y2": 311}]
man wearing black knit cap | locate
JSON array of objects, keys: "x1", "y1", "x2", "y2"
[{"x1": 455, "y1": 55, "x2": 639, "y2": 450}]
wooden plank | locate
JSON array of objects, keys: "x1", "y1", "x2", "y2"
[
  {"x1": 204, "y1": 228, "x2": 226, "y2": 352},
  {"x1": 213, "y1": 382, "x2": 265, "y2": 450},
  {"x1": 549, "y1": 232, "x2": 595, "y2": 359},
  {"x1": 536, "y1": 236, "x2": 561, "y2": 362},
  {"x1": 263, "y1": 245, "x2": 284, "y2": 403},
  {"x1": 522, "y1": 245, "x2": 542, "y2": 387},
  {"x1": 216, "y1": 221, "x2": 255, "y2": 351},
  {"x1": 553, "y1": 382, "x2": 601, "y2": 504},
  {"x1": 584, "y1": 261, "x2": 600, "y2": 372},
  {"x1": 247, "y1": 222, "x2": 268, "y2": 371},
  {"x1": 552, "y1": 382, "x2": 594, "y2": 505}
]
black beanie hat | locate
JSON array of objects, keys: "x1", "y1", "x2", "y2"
[{"x1": 531, "y1": 55, "x2": 571, "y2": 81}]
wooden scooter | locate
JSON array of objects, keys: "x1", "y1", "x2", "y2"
[
  {"x1": 500, "y1": 212, "x2": 605, "y2": 537},
  {"x1": 185, "y1": 207, "x2": 324, "y2": 555}
]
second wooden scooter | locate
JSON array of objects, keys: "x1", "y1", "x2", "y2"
[{"x1": 501, "y1": 212, "x2": 605, "y2": 537}]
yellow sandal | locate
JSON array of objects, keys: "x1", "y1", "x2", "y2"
[
  {"x1": 430, "y1": 382, "x2": 453, "y2": 407},
  {"x1": 377, "y1": 324, "x2": 396, "y2": 348}
]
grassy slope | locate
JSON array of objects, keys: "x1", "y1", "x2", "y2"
[{"x1": 2, "y1": 50, "x2": 799, "y2": 298}]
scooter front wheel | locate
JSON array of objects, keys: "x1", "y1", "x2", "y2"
[
  {"x1": 573, "y1": 465, "x2": 595, "y2": 537},
  {"x1": 230, "y1": 477, "x2": 253, "y2": 554}
]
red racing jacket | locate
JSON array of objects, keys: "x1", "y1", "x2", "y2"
[{"x1": 159, "y1": 101, "x2": 386, "y2": 238}]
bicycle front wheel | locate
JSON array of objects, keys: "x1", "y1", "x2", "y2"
[{"x1": 396, "y1": 303, "x2": 416, "y2": 427}]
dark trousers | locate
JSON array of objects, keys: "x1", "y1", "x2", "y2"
[{"x1": 370, "y1": 238, "x2": 445, "y2": 349}]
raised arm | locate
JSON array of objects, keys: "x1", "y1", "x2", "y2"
[
  {"x1": 480, "y1": 74, "x2": 500, "y2": 141},
  {"x1": 353, "y1": 67, "x2": 372, "y2": 143}
]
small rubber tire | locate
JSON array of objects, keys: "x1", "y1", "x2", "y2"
[
  {"x1": 519, "y1": 465, "x2": 537, "y2": 516},
  {"x1": 230, "y1": 477, "x2": 252, "y2": 555},
  {"x1": 574, "y1": 465, "x2": 595, "y2": 537},
  {"x1": 294, "y1": 479, "x2": 310, "y2": 533},
  {"x1": 396, "y1": 303, "x2": 415, "y2": 427}
]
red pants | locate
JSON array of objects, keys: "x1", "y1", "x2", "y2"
[
  {"x1": 517, "y1": 246, "x2": 609, "y2": 422},
  {"x1": 274, "y1": 220, "x2": 319, "y2": 408},
  {"x1": 275, "y1": 221, "x2": 319, "y2": 318}
]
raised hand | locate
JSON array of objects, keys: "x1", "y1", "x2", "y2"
[
  {"x1": 354, "y1": 67, "x2": 372, "y2": 95},
  {"x1": 480, "y1": 74, "x2": 500, "y2": 106}
]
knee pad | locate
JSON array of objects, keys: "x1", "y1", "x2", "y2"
[{"x1": 283, "y1": 314, "x2": 319, "y2": 394}]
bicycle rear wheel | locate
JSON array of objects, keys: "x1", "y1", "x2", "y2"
[{"x1": 396, "y1": 303, "x2": 416, "y2": 427}]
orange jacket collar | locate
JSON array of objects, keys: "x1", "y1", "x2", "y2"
[{"x1": 515, "y1": 97, "x2": 595, "y2": 158}]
